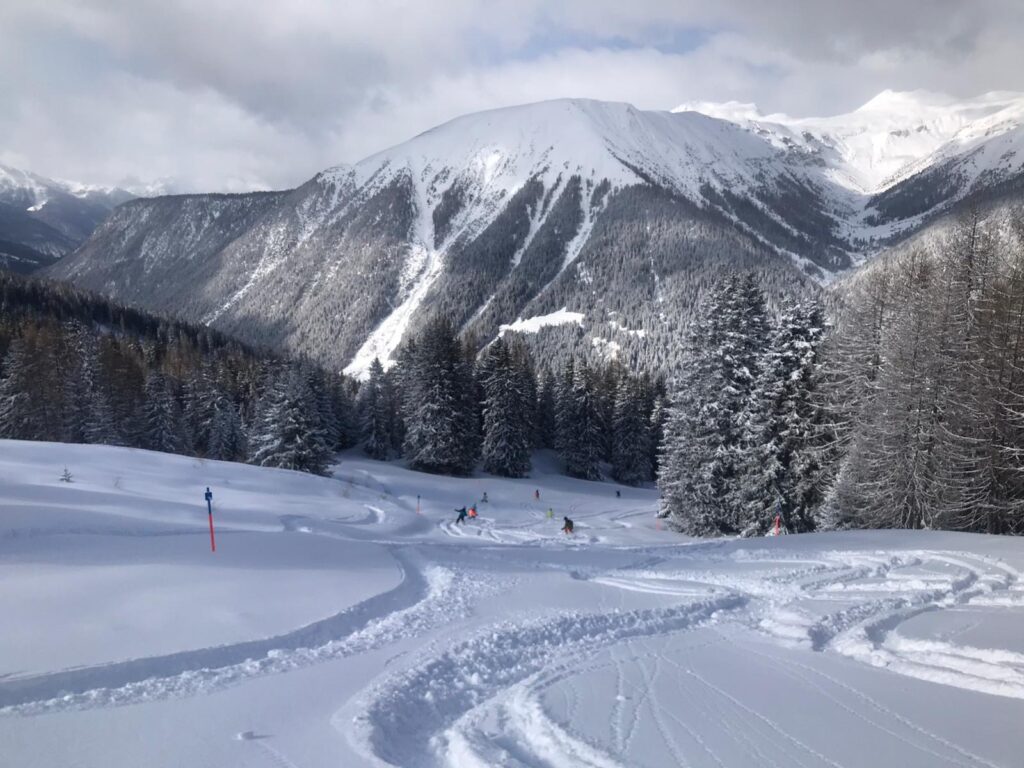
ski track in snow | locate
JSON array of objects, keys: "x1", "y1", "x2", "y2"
[
  {"x1": 4, "y1": 446, "x2": 1024, "y2": 768},
  {"x1": 0, "y1": 550, "x2": 494, "y2": 715},
  {"x1": 341, "y1": 546, "x2": 1024, "y2": 767},
  {"x1": 350, "y1": 592, "x2": 748, "y2": 767}
]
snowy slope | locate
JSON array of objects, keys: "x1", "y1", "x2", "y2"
[{"x1": 1, "y1": 440, "x2": 1023, "y2": 767}]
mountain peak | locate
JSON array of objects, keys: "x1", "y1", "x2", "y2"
[
  {"x1": 671, "y1": 100, "x2": 764, "y2": 122},
  {"x1": 853, "y1": 89, "x2": 956, "y2": 114}
]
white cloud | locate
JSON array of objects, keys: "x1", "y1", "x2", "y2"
[{"x1": 1, "y1": 0, "x2": 1022, "y2": 191}]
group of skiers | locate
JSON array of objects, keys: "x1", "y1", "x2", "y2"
[
  {"x1": 453, "y1": 505, "x2": 478, "y2": 524},
  {"x1": 451, "y1": 489, "x2": 573, "y2": 534}
]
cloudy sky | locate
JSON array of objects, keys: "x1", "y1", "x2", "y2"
[{"x1": 2, "y1": 0, "x2": 1022, "y2": 192}]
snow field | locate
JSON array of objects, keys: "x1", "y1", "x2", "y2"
[{"x1": 1, "y1": 441, "x2": 1023, "y2": 767}]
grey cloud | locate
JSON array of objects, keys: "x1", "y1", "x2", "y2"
[{"x1": 2, "y1": 0, "x2": 1023, "y2": 191}]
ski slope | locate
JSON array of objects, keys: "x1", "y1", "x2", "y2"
[{"x1": 1, "y1": 441, "x2": 1022, "y2": 767}]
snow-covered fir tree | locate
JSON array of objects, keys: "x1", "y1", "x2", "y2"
[
  {"x1": 648, "y1": 391, "x2": 668, "y2": 479},
  {"x1": 357, "y1": 358, "x2": 394, "y2": 460},
  {"x1": 183, "y1": 362, "x2": 228, "y2": 456},
  {"x1": 480, "y1": 337, "x2": 533, "y2": 477},
  {"x1": 738, "y1": 300, "x2": 827, "y2": 534},
  {"x1": 0, "y1": 337, "x2": 37, "y2": 439},
  {"x1": 142, "y1": 371, "x2": 190, "y2": 454},
  {"x1": 559, "y1": 359, "x2": 603, "y2": 480},
  {"x1": 535, "y1": 367, "x2": 557, "y2": 448},
  {"x1": 400, "y1": 316, "x2": 477, "y2": 475},
  {"x1": 205, "y1": 395, "x2": 246, "y2": 461},
  {"x1": 248, "y1": 365, "x2": 331, "y2": 475},
  {"x1": 658, "y1": 273, "x2": 771, "y2": 535},
  {"x1": 611, "y1": 374, "x2": 653, "y2": 485}
]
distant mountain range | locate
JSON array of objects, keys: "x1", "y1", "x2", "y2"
[
  {"x1": 0, "y1": 164, "x2": 135, "y2": 273},
  {"x1": 39, "y1": 90, "x2": 1024, "y2": 374}
]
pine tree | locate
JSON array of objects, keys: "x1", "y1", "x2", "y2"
[
  {"x1": 142, "y1": 371, "x2": 190, "y2": 454},
  {"x1": 535, "y1": 368, "x2": 557, "y2": 449},
  {"x1": 402, "y1": 316, "x2": 477, "y2": 475},
  {"x1": 480, "y1": 338, "x2": 533, "y2": 477},
  {"x1": 611, "y1": 375, "x2": 652, "y2": 485},
  {"x1": 560, "y1": 360, "x2": 602, "y2": 479},
  {"x1": 60, "y1": 324, "x2": 91, "y2": 443},
  {"x1": 357, "y1": 358, "x2": 393, "y2": 460},
  {"x1": 182, "y1": 363, "x2": 213, "y2": 453},
  {"x1": 83, "y1": 385, "x2": 119, "y2": 445},
  {"x1": 206, "y1": 396, "x2": 246, "y2": 461},
  {"x1": 658, "y1": 274, "x2": 771, "y2": 535},
  {"x1": 739, "y1": 301, "x2": 827, "y2": 534},
  {"x1": 0, "y1": 337, "x2": 44, "y2": 439},
  {"x1": 555, "y1": 357, "x2": 575, "y2": 458},
  {"x1": 648, "y1": 392, "x2": 668, "y2": 479},
  {"x1": 248, "y1": 365, "x2": 331, "y2": 474}
]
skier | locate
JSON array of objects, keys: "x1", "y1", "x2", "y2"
[
  {"x1": 468, "y1": 506, "x2": 478, "y2": 519},
  {"x1": 562, "y1": 516, "x2": 574, "y2": 534},
  {"x1": 454, "y1": 507, "x2": 468, "y2": 525},
  {"x1": 481, "y1": 492, "x2": 489, "y2": 503},
  {"x1": 546, "y1": 507, "x2": 554, "y2": 519},
  {"x1": 615, "y1": 490, "x2": 621, "y2": 498},
  {"x1": 534, "y1": 489, "x2": 540, "y2": 501}
]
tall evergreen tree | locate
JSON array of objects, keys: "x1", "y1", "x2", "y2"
[
  {"x1": 0, "y1": 337, "x2": 39, "y2": 439},
  {"x1": 206, "y1": 395, "x2": 246, "y2": 461},
  {"x1": 402, "y1": 316, "x2": 477, "y2": 475},
  {"x1": 739, "y1": 301, "x2": 827, "y2": 534},
  {"x1": 248, "y1": 365, "x2": 331, "y2": 475},
  {"x1": 142, "y1": 371, "x2": 190, "y2": 454},
  {"x1": 611, "y1": 375, "x2": 653, "y2": 485},
  {"x1": 535, "y1": 368, "x2": 558, "y2": 449},
  {"x1": 658, "y1": 274, "x2": 771, "y2": 535},
  {"x1": 480, "y1": 338, "x2": 533, "y2": 477},
  {"x1": 560, "y1": 360, "x2": 603, "y2": 479},
  {"x1": 357, "y1": 358, "x2": 393, "y2": 460}
]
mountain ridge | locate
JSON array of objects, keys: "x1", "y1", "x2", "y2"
[
  {"x1": 0, "y1": 163, "x2": 135, "y2": 273},
  {"x1": 48, "y1": 91, "x2": 1024, "y2": 375}
]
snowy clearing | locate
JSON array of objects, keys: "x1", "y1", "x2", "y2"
[
  {"x1": 0, "y1": 440, "x2": 1022, "y2": 767},
  {"x1": 499, "y1": 308, "x2": 585, "y2": 336}
]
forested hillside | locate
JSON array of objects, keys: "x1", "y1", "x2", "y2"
[
  {"x1": 659, "y1": 206, "x2": 1024, "y2": 536},
  {"x1": 0, "y1": 272, "x2": 357, "y2": 473}
]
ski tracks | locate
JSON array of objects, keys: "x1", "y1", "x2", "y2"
[
  {"x1": 348, "y1": 592, "x2": 747, "y2": 767},
  {"x1": 0, "y1": 549, "x2": 493, "y2": 715},
  {"x1": 820, "y1": 552, "x2": 1024, "y2": 699}
]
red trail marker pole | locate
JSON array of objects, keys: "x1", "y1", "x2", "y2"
[{"x1": 205, "y1": 487, "x2": 216, "y2": 552}]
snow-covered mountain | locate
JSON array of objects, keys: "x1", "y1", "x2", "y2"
[
  {"x1": 677, "y1": 90, "x2": 1024, "y2": 237},
  {"x1": 0, "y1": 163, "x2": 134, "y2": 273},
  {"x1": 51, "y1": 92, "x2": 1024, "y2": 374}
]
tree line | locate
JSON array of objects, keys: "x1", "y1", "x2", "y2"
[
  {"x1": 355, "y1": 314, "x2": 665, "y2": 484},
  {"x1": 0, "y1": 272, "x2": 356, "y2": 474},
  {"x1": 658, "y1": 208, "x2": 1024, "y2": 536},
  {"x1": 0, "y1": 272, "x2": 662, "y2": 485},
  {"x1": 5, "y1": 206, "x2": 1024, "y2": 540}
]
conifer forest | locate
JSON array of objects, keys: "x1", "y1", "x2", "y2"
[{"x1": 2, "y1": 210, "x2": 1023, "y2": 536}]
